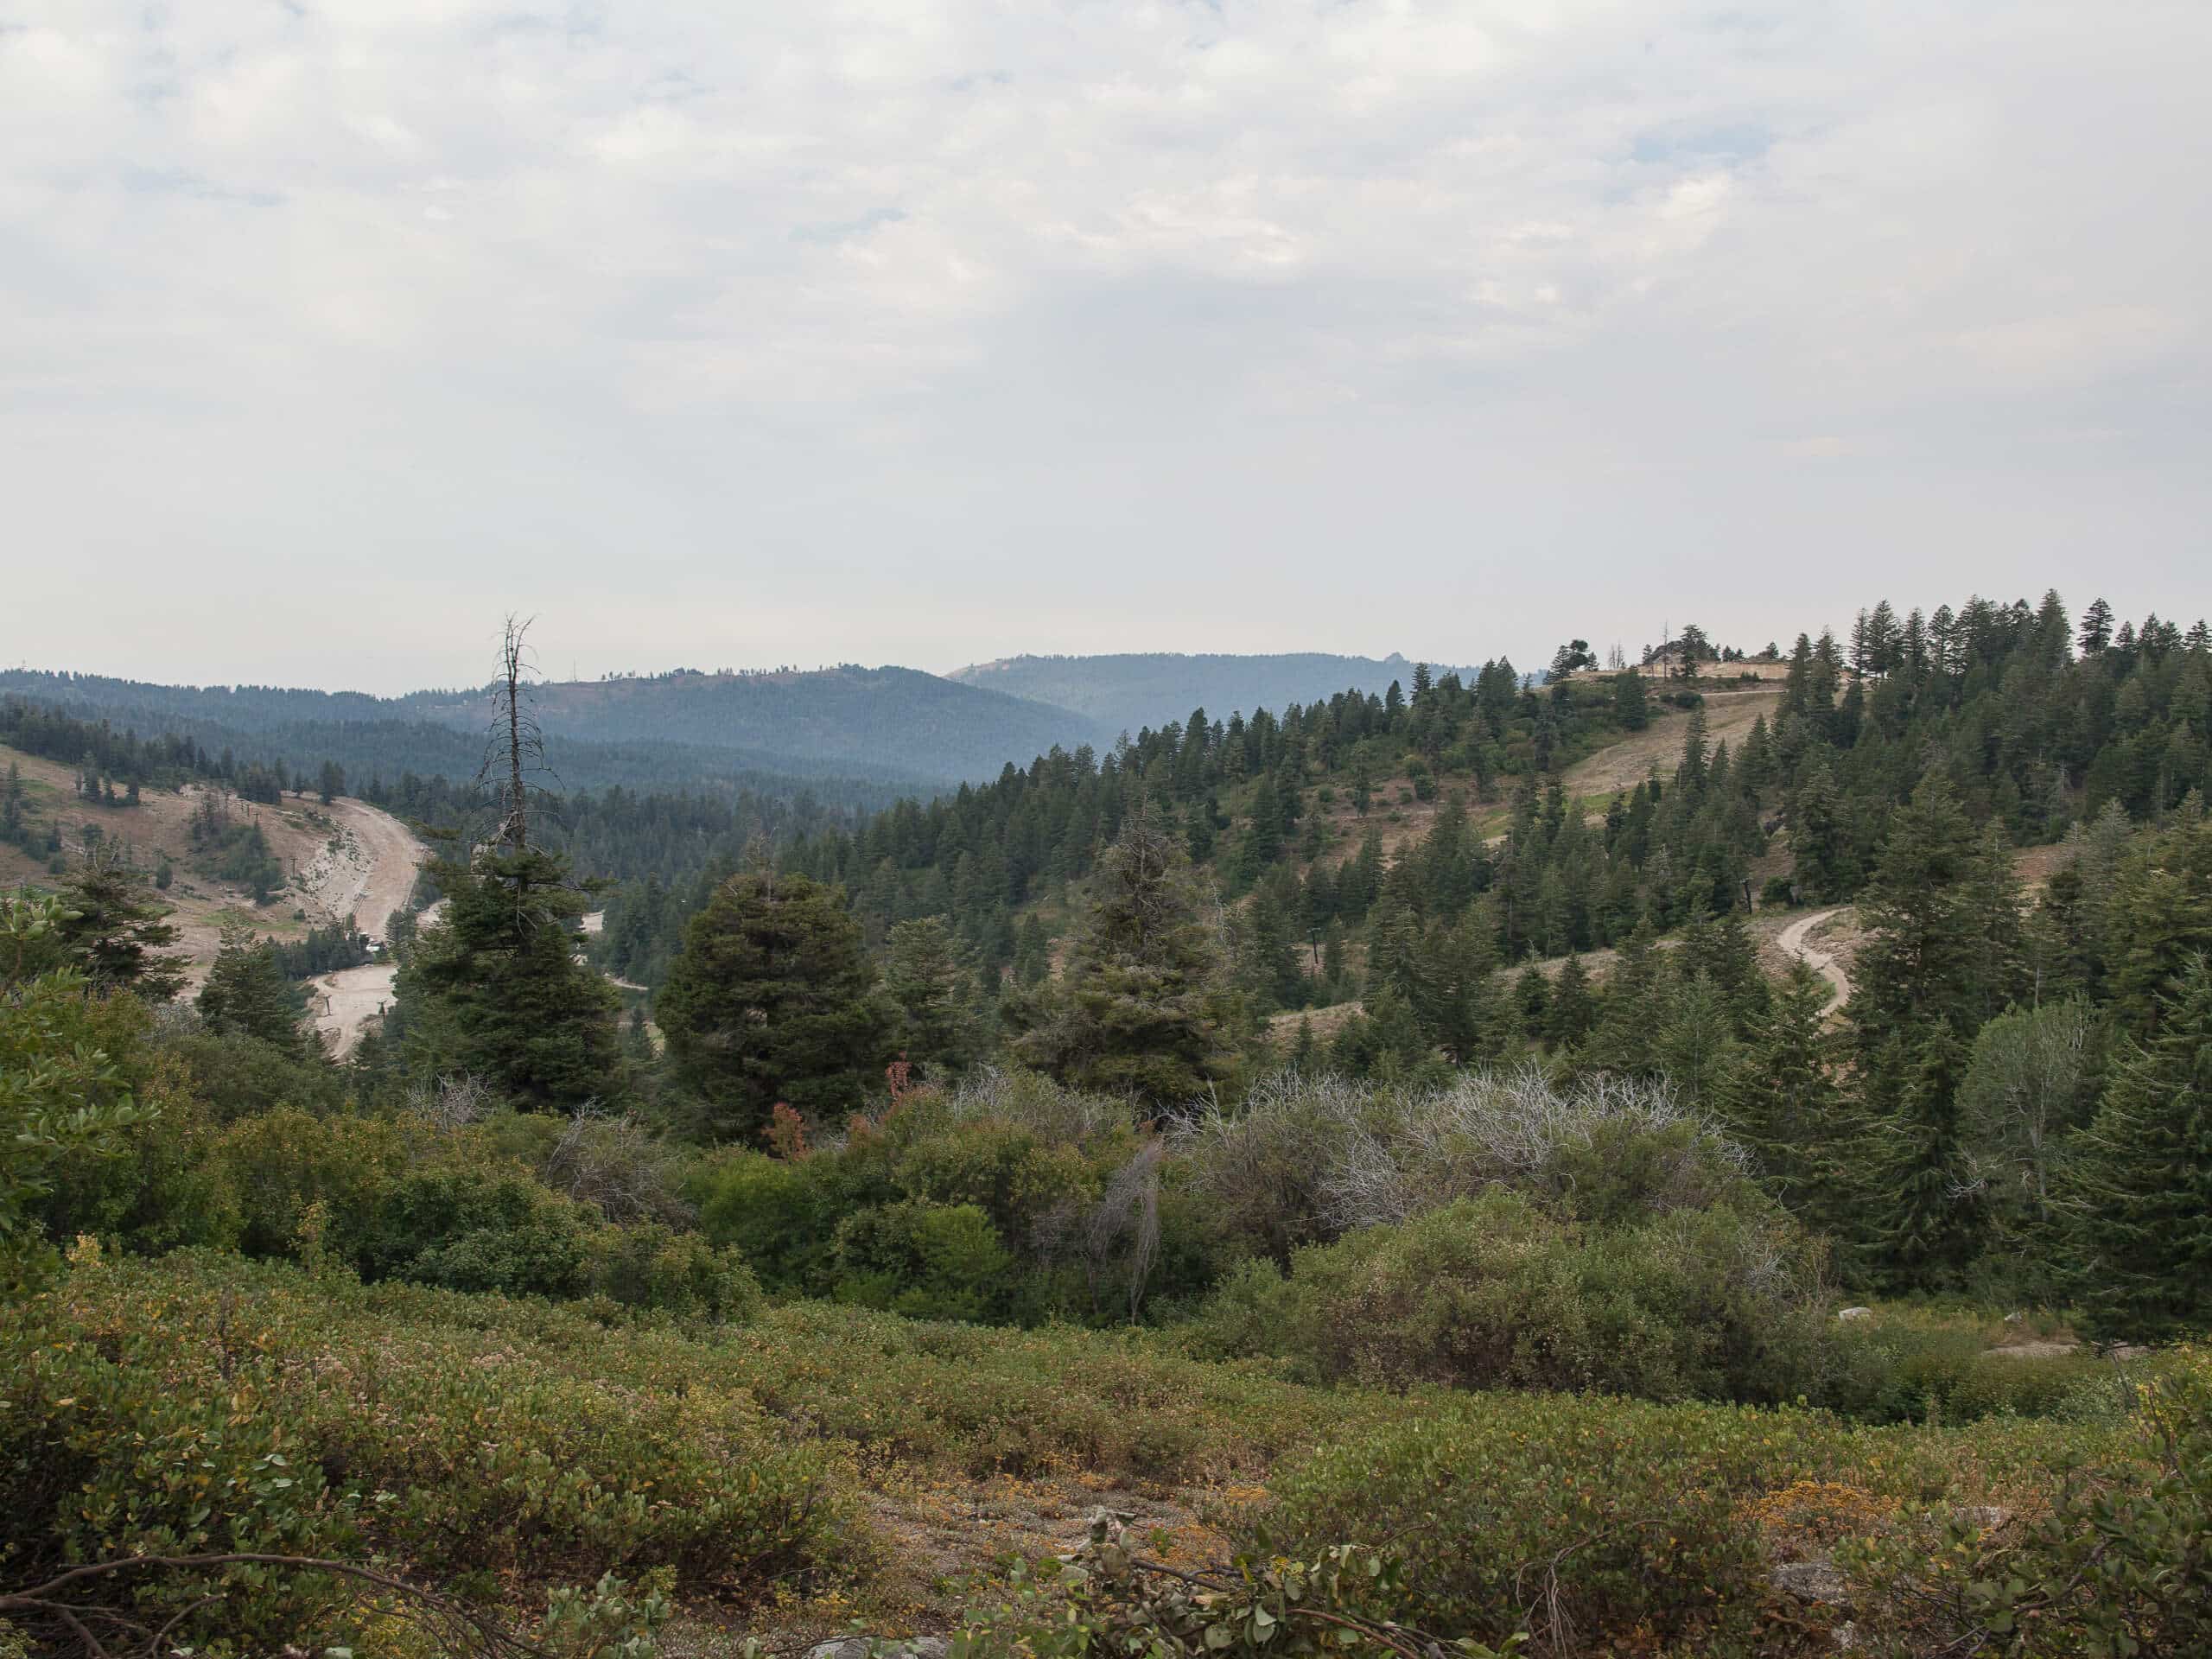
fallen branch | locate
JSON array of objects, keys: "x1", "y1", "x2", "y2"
[{"x1": 0, "y1": 1552, "x2": 533, "y2": 1658}]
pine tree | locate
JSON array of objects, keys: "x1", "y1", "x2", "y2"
[
  {"x1": 884, "y1": 915, "x2": 987, "y2": 1077},
  {"x1": 406, "y1": 846, "x2": 624, "y2": 1111},
  {"x1": 1545, "y1": 954, "x2": 1598, "y2": 1050},
  {"x1": 658, "y1": 869, "x2": 894, "y2": 1139},
  {"x1": 2078, "y1": 597, "x2": 2114, "y2": 655},
  {"x1": 1850, "y1": 773, "x2": 2022, "y2": 1050},
  {"x1": 1859, "y1": 1025, "x2": 1983, "y2": 1292},
  {"x1": 2061, "y1": 957, "x2": 2212, "y2": 1341},
  {"x1": 1612, "y1": 670, "x2": 1650, "y2": 732},
  {"x1": 56, "y1": 859, "x2": 187, "y2": 1001},
  {"x1": 1007, "y1": 804, "x2": 1236, "y2": 1107},
  {"x1": 1657, "y1": 972, "x2": 1738, "y2": 1110},
  {"x1": 1586, "y1": 920, "x2": 1665, "y2": 1074},
  {"x1": 1720, "y1": 962, "x2": 1868, "y2": 1249},
  {"x1": 198, "y1": 922, "x2": 307, "y2": 1052},
  {"x1": 1240, "y1": 772, "x2": 1284, "y2": 878}
]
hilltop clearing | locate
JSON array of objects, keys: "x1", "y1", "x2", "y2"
[{"x1": 1560, "y1": 683, "x2": 1784, "y2": 798}]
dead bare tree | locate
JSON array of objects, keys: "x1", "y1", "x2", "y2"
[
  {"x1": 1082, "y1": 1139, "x2": 1165, "y2": 1322},
  {"x1": 480, "y1": 613, "x2": 550, "y2": 854}
]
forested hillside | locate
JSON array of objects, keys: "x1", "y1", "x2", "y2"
[
  {"x1": 944, "y1": 650, "x2": 1468, "y2": 742},
  {"x1": 597, "y1": 594, "x2": 2212, "y2": 995},
  {"x1": 398, "y1": 664, "x2": 1103, "y2": 783},
  {"x1": 7, "y1": 589, "x2": 2212, "y2": 1658}
]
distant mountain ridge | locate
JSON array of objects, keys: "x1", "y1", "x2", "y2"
[
  {"x1": 396, "y1": 665, "x2": 1100, "y2": 783},
  {"x1": 944, "y1": 651, "x2": 1475, "y2": 740},
  {"x1": 2, "y1": 652, "x2": 1490, "y2": 800},
  {"x1": 0, "y1": 664, "x2": 1098, "y2": 791}
]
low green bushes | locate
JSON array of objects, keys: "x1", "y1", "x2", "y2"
[
  {"x1": 1249, "y1": 1384, "x2": 2155, "y2": 1656},
  {"x1": 1844, "y1": 1351, "x2": 2212, "y2": 1656},
  {"x1": 0, "y1": 1250, "x2": 855, "y2": 1654},
  {"x1": 713, "y1": 1297, "x2": 1382, "y2": 1481},
  {"x1": 1189, "y1": 1190, "x2": 1854, "y2": 1407},
  {"x1": 6, "y1": 1250, "x2": 2190, "y2": 1657},
  {"x1": 690, "y1": 1072, "x2": 1230, "y2": 1325},
  {"x1": 1827, "y1": 1306, "x2": 2127, "y2": 1426}
]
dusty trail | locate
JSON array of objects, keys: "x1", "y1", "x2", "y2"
[
  {"x1": 309, "y1": 797, "x2": 428, "y2": 944},
  {"x1": 1777, "y1": 908, "x2": 1851, "y2": 1011}
]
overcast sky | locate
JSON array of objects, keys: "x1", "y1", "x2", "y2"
[{"x1": 3, "y1": 2, "x2": 2207, "y2": 695}]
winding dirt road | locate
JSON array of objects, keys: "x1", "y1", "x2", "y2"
[
  {"x1": 1777, "y1": 908, "x2": 1852, "y2": 1012},
  {"x1": 315, "y1": 797, "x2": 428, "y2": 944}
]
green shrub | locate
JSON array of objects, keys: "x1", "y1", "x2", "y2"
[
  {"x1": 362, "y1": 1164, "x2": 594, "y2": 1296},
  {"x1": 832, "y1": 1199, "x2": 1017, "y2": 1322},
  {"x1": 593, "y1": 1223, "x2": 763, "y2": 1323},
  {"x1": 169, "y1": 1027, "x2": 350, "y2": 1119},
  {"x1": 1191, "y1": 1191, "x2": 1847, "y2": 1406},
  {"x1": 1255, "y1": 1392, "x2": 1814, "y2": 1651},
  {"x1": 213, "y1": 1104, "x2": 407, "y2": 1257},
  {"x1": 1, "y1": 1249, "x2": 857, "y2": 1640},
  {"x1": 692, "y1": 1147, "x2": 879, "y2": 1294},
  {"x1": 14, "y1": 982, "x2": 241, "y2": 1257},
  {"x1": 1823, "y1": 1306, "x2": 2131, "y2": 1426},
  {"x1": 1847, "y1": 1351, "x2": 2212, "y2": 1656}
]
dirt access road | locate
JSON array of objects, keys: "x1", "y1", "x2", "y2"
[
  {"x1": 1777, "y1": 908, "x2": 1852, "y2": 1012},
  {"x1": 301, "y1": 797, "x2": 427, "y2": 945}
]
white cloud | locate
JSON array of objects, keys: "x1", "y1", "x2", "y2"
[{"x1": 1, "y1": 0, "x2": 2207, "y2": 691}]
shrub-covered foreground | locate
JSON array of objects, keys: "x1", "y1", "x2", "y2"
[
  {"x1": 0, "y1": 1249, "x2": 852, "y2": 1656},
  {"x1": 4, "y1": 1250, "x2": 2206, "y2": 1657}
]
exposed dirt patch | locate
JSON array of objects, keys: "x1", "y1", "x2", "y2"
[
  {"x1": 1266, "y1": 999, "x2": 1367, "y2": 1045},
  {"x1": 663, "y1": 1473, "x2": 1243, "y2": 1656},
  {"x1": 1, "y1": 741, "x2": 426, "y2": 998},
  {"x1": 1311, "y1": 778, "x2": 1450, "y2": 867},
  {"x1": 1984, "y1": 1340, "x2": 2082, "y2": 1361},
  {"x1": 2011, "y1": 842, "x2": 2075, "y2": 893},
  {"x1": 312, "y1": 796, "x2": 427, "y2": 944},
  {"x1": 1559, "y1": 687, "x2": 1784, "y2": 800},
  {"x1": 311, "y1": 963, "x2": 398, "y2": 1058}
]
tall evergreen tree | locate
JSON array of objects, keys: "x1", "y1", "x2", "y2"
[
  {"x1": 2061, "y1": 957, "x2": 2212, "y2": 1341},
  {"x1": 1849, "y1": 774, "x2": 2022, "y2": 1050},
  {"x1": 1723, "y1": 963, "x2": 1850, "y2": 1227},
  {"x1": 883, "y1": 915, "x2": 988, "y2": 1078},
  {"x1": 198, "y1": 922, "x2": 307, "y2": 1053},
  {"x1": 406, "y1": 846, "x2": 624, "y2": 1110},
  {"x1": 657, "y1": 869, "x2": 894, "y2": 1139},
  {"x1": 1006, "y1": 805, "x2": 1236, "y2": 1106},
  {"x1": 1545, "y1": 954, "x2": 1598, "y2": 1050},
  {"x1": 55, "y1": 858, "x2": 186, "y2": 1001}
]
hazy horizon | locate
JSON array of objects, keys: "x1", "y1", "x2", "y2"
[{"x1": 6, "y1": 2, "x2": 2207, "y2": 695}]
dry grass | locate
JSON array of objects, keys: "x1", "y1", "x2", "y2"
[{"x1": 1558, "y1": 687, "x2": 1784, "y2": 799}]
